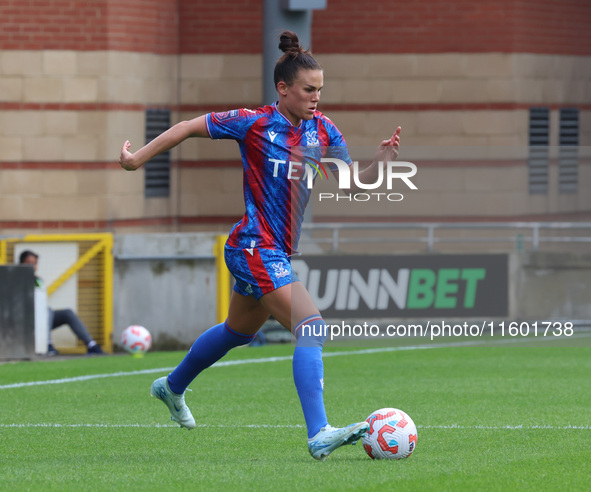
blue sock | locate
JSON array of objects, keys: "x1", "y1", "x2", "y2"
[
  {"x1": 293, "y1": 316, "x2": 329, "y2": 439},
  {"x1": 167, "y1": 321, "x2": 255, "y2": 394}
]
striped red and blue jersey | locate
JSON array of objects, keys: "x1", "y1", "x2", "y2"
[{"x1": 205, "y1": 103, "x2": 352, "y2": 254}]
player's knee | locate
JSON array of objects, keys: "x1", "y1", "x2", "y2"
[
  {"x1": 294, "y1": 316, "x2": 327, "y2": 348},
  {"x1": 223, "y1": 321, "x2": 256, "y2": 347}
]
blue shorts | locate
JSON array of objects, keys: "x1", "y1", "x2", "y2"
[{"x1": 224, "y1": 246, "x2": 298, "y2": 300}]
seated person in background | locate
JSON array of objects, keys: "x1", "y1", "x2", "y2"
[{"x1": 19, "y1": 250, "x2": 105, "y2": 356}]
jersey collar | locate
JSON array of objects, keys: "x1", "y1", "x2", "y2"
[{"x1": 273, "y1": 101, "x2": 303, "y2": 129}]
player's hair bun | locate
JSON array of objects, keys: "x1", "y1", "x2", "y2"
[
  {"x1": 274, "y1": 30, "x2": 321, "y2": 88},
  {"x1": 279, "y1": 31, "x2": 303, "y2": 55}
]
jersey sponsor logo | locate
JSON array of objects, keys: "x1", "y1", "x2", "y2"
[
  {"x1": 245, "y1": 284, "x2": 254, "y2": 294},
  {"x1": 271, "y1": 262, "x2": 290, "y2": 279},
  {"x1": 268, "y1": 130, "x2": 278, "y2": 142},
  {"x1": 304, "y1": 156, "x2": 329, "y2": 181},
  {"x1": 267, "y1": 157, "x2": 325, "y2": 185},
  {"x1": 215, "y1": 109, "x2": 239, "y2": 120}
]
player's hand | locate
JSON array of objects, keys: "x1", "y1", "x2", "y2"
[
  {"x1": 375, "y1": 126, "x2": 401, "y2": 162},
  {"x1": 119, "y1": 141, "x2": 138, "y2": 171}
]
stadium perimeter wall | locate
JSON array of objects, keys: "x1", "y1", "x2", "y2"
[
  {"x1": 111, "y1": 234, "x2": 591, "y2": 349},
  {"x1": 1, "y1": 1, "x2": 591, "y2": 233}
]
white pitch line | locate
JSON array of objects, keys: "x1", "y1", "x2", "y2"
[
  {"x1": 0, "y1": 423, "x2": 303, "y2": 429},
  {"x1": 0, "y1": 423, "x2": 588, "y2": 430},
  {"x1": 419, "y1": 424, "x2": 591, "y2": 430},
  {"x1": 1, "y1": 332, "x2": 590, "y2": 390}
]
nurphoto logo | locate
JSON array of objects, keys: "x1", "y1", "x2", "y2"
[
  {"x1": 270, "y1": 152, "x2": 418, "y2": 202},
  {"x1": 307, "y1": 158, "x2": 418, "y2": 203}
]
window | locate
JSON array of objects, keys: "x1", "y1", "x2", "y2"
[
  {"x1": 558, "y1": 108, "x2": 579, "y2": 193},
  {"x1": 528, "y1": 107, "x2": 550, "y2": 194},
  {"x1": 144, "y1": 109, "x2": 171, "y2": 198}
]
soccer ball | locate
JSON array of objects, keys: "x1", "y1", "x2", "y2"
[
  {"x1": 362, "y1": 408, "x2": 418, "y2": 460},
  {"x1": 120, "y1": 325, "x2": 152, "y2": 354}
]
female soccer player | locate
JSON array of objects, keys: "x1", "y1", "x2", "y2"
[{"x1": 119, "y1": 31, "x2": 401, "y2": 461}]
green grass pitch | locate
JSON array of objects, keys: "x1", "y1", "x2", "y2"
[{"x1": 1, "y1": 343, "x2": 590, "y2": 491}]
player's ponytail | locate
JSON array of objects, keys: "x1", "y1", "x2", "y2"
[{"x1": 274, "y1": 30, "x2": 321, "y2": 88}]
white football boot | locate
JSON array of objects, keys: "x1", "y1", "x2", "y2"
[
  {"x1": 150, "y1": 376, "x2": 196, "y2": 430},
  {"x1": 307, "y1": 421, "x2": 369, "y2": 461}
]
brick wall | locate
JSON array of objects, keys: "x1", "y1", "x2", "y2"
[
  {"x1": 107, "y1": 0, "x2": 179, "y2": 54},
  {"x1": 178, "y1": 0, "x2": 591, "y2": 55},
  {"x1": 0, "y1": 0, "x2": 178, "y2": 53},
  {"x1": 312, "y1": 0, "x2": 591, "y2": 55},
  {"x1": 178, "y1": 0, "x2": 262, "y2": 54},
  {"x1": 2, "y1": 0, "x2": 590, "y2": 55},
  {"x1": 0, "y1": 0, "x2": 108, "y2": 50}
]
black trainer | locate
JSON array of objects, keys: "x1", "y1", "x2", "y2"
[{"x1": 87, "y1": 343, "x2": 105, "y2": 355}]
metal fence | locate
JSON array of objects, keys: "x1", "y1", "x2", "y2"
[{"x1": 299, "y1": 222, "x2": 591, "y2": 253}]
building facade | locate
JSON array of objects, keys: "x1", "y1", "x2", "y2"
[{"x1": 1, "y1": 0, "x2": 590, "y2": 234}]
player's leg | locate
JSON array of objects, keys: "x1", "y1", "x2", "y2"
[
  {"x1": 152, "y1": 291, "x2": 270, "y2": 429},
  {"x1": 259, "y1": 282, "x2": 369, "y2": 460},
  {"x1": 167, "y1": 291, "x2": 269, "y2": 394},
  {"x1": 225, "y1": 289, "x2": 273, "y2": 335},
  {"x1": 258, "y1": 281, "x2": 327, "y2": 432},
  {"x1": 152, "y1": 246, "x2": 274, "y2": 429}
]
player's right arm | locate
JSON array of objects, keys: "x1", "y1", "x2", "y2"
[{"x1": 119, "y1": 115, "x2": 208, "y2": 171}]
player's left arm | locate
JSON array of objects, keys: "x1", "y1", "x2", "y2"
[
  {"x1": 351, "y1": 126, "x2": 401, "y2": 191},
  {"x1": 372, "y1": 125, "x2": 401, "y2": 168},
  {"x1": 331, "y1": 126, "x2": 401, "y2": 192}
]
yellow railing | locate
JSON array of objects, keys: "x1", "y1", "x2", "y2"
[
  {"x1": 0, "y1": 233, "x2": 114, "y2": 353},
  {"x1": 213, "y1": 235, "x2": 230, "y2": 324}
]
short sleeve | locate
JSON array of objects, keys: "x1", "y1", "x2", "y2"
[
  {"x1": 321, "y1": 118, "x2": 353, "y2": 170},
  {"x1": 206, "y1": 109, "x2": 259, "y2": 141}
]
